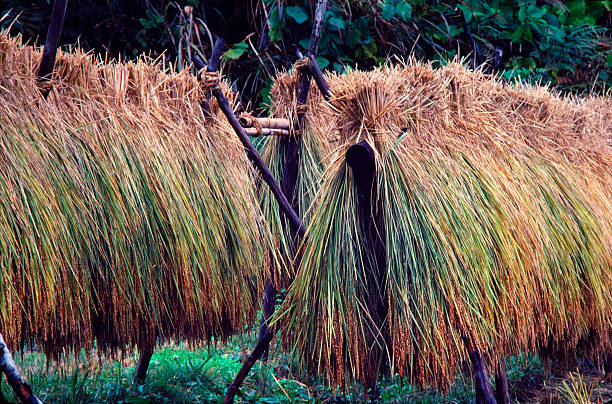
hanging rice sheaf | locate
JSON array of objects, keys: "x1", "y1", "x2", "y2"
[
  {"x1": 280, "y1": 62, "x2": 612, "y2": 391},
  {"x1": 257, "y1": 68, "x2": 335, "y2": 282},
  {"x1": 0, "y1": 32, "x2": 270, "y2": 356}
]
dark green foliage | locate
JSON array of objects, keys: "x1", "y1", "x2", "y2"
[{"x1": 2, "y1": 0, "x2": 610, "y2": 109}]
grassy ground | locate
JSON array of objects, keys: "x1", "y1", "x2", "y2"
[{"x1": 2, "y1": 333, "x2": 610, "y2": 403}]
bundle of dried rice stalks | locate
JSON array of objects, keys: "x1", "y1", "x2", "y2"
[
  {"x1": 280, "y1": 61, "x2": 612, "y2": 390},
  {"x1": 257, "y1": 68, "x2": 335, "y2": 281},
  {"x1": 0, "y1": 32, "x2": 270, "y2": 356}
]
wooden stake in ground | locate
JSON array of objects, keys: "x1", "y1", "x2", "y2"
[
  {"x1": 463, "y1": 336, "x2": 497, "y2": 404},
  {"x1": 37, "y1": 0, "x2": 68, "y2": 96},
  {"x1": 218, "y1": 2, "x2": 329, "y2": 403},
  {"x1": 0, "y1": 334, "x2": 42, "y2": 404},
  {"x1": 345, "y1": 141, "x2": 387, "y2": 400},
  {"x1": 134, "y1": 340, "x2": 155, "y2": 385},
  {"x1": 495, "y1": 361, "x2": 510, "y2": 404}
]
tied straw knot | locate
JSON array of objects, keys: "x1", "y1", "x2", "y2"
[
  {"x1": 292, "y1": 102, "x2": 308, "y2": 136},
  {"x1": 293, "y1": 57, "x2": 310, "y2": 72},
  {"x1": 296, "y1": 103, "x2": 308, "y2": 114},
  {"x1": 198, "y1": 69, "x2": 221, "y2": 91}
]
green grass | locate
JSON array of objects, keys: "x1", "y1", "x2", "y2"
[{"x1": 1, "y1": 335, "x2": 560, "y2": 403}]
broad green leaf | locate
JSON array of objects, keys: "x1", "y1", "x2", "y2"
[
  {"x1": 328, "y1": 16, "x2": 346, "y2": 30},
  {"x1": 268, "y1": 7, "x2": 283, "y2": 42},
  {"x1": 510, "y1": 26, "x2": 523, "y2": 41},
  {"x1": 299, "y1": 38, "x2": 310, "y2": 50},
  {"x1": 457, "y1": 4, "x2": 473, "y2": 23},
  {"x1": 222, "y1": 42, "x2": 248, "y2": 60},
  {"x1": 528, "y1": 5, "x2": 547, "y2": 20},
  {"x1": 396, "y1": 2, "x2": 412, "y2": 21},
  {"x1": 381, "y1": 1, "x2": 396, "y2": 20},
  {"x1": 316, "y1": 56, "x2": 329, "y2": 69},
  {"x1": 517, "y1": 6, "x2": 528, "y2": 23},
  {"x1": 286, "y1": 6, "x2": 309, "y2": 24}
]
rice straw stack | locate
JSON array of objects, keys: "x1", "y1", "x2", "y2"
[
  {"x1": 280, "y1": 61, "x2": 612, "y2": 390},
  {"x1": 0, "y1": 32, "x2": 270, "y2": 356}
]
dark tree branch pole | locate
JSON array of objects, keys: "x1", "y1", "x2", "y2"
[
  {"x1": 220, "y1": 2, "x2": 328, "y2": 403},
  {"x1": 134, "y1": 340, "x2": 155, "y2": 385},
  {"x1": 256, "y1": 0, "x2": 329, "y2": 368},
  {"x1": 494, "y1": 361, "x2": 510, "y2": 404},
  {"x1": 346, "y1": 141, "x2": 387, "y2": 400},
  {"x1": 307, "y1": 0, "x2": 328, "y2": 57},
  {"x1": 267, "y1": 0, "x2": 329, "y2": 355},
  {"x1": 37, "y1": 0, "x2": 68, "y2": 96},
  {"x1": 462, "y1": 336, "x2": 497, "y2": 404},
  {"x1": 197, "y1": 41, "x2": 225, "y2": 115},
  {"x1": 214, "y1": 80, "x2": 307, "y2": 239},
  {"x1": 257, "y1": 272, "x2": 276, "y2": 361},
  {"x1": 308, "y1": 55, "x2": 331, "y2": 100},
  {"x1": 222, "y1": 328, "x2": 274, "y2": 404},
  {"x1": 193, "y1": 41, "x2": 306, "y2": 238},
  {"x1": 0, "y1": 334, "x2": 42, "y2": 404},
  {"x1": 283, "y1": 0, "x2": 329, "y2": 238}
]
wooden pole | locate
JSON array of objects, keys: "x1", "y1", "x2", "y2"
[
  {"x1": 134, "y1": 341, "x2": 155, "y2": 385},
  {"x1": 463, "y1": 336, "x2": 497, "y2": 404},
  {"x1": 0, "y1": 334, "x2": 42, "y2": 404},
  {"x1": 494, "y1": 361, "x2": 510, "y2": 404},
  {"x1": 193, "y1": 41, "x2": 306, "y2": 238},
  {"x1": 284, "y1": 0, "x2": 329, "y2": 237},
  {"x1": 218, "y1": 2, "x2": 329, "y2": 403},
  {"x1": 257, "y1": 279, "x2": 276, "y2": 362},
  {"x1": 37, "y1": 0, "x2": 68, "y2": 97},
  {"x1": 222, "y1": 329, "x2": 274, "y2": 404},
  {"x1": 196, "y1": 41, "x2": 225, "y2": 115},
  {"x1": 345, "y1": 141, "x2": 387, "y2": 400},
  {"x1": 265, "y1": 0, "x2": 330, "y2": 364},
  {"x1": 307, "y1": 55, "x2": 331, "y2": 101}
]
